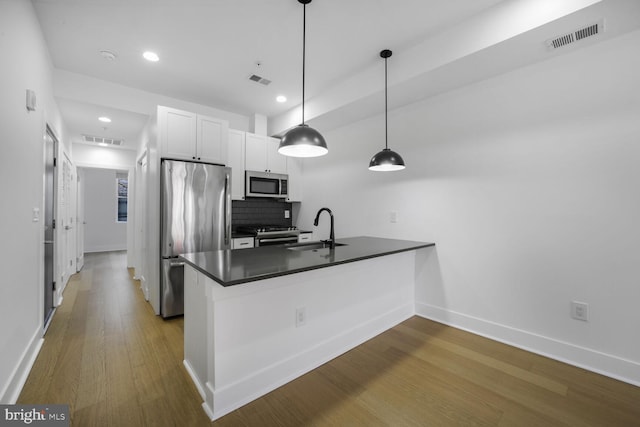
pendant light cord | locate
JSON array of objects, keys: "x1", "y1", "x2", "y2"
[
  {"x1": 384, "y1": 55, "x2": 388, "y2": 150},
  {"x1": 301, "y1": 2, "x2": 306, "y2": 125}
]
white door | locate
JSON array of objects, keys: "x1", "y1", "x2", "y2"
[
  {"x1": 76, "y1": 168, "x2": 85, "y2": 271},
  {"x1": 67, "y1": 161, "x2": 77, "y2": 277},
  {"x1": 60, "y1": 154, "x2": 75, "y2": 287}
]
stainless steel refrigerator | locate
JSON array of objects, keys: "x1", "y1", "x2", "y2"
[{"x1": 160, "y1": 159, "x2": 231, "y2": 317}]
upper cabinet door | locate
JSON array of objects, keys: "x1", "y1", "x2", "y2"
[
  {"x1": 245, "y1": 133, "x2": 287, "y2": 174},
  {"x1": 159, "y1": 106, "x2": 229, "y2": 164},
  {"x1": 287, "y1": 157, "x2": 303, "y2": 202},
  {"x1": 161, "y1": 107, "x2": 197, "y2": 160},
  {"x1": 266, "y1": 137, "x2": 287, "y2": 175},
  {"x1": 245, "y1": 133, "x2": 268, "y2": 172},
  {"x1": 227, "y1": 129, "x2": 246, "y2": 200},
  {"x1": 197, "y1": 115, "x2": 228, "y2": 164}
]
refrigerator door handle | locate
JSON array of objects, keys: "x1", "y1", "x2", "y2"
[
  {"x1": 169, "y1": 260, "x2": 185, "y2": 268},
  {"x1": 224, "y1": 172, "x2": 231, "y2": 246}
]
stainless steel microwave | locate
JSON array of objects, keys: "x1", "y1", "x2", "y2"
[{"x1": 245, "y1": 170, "x2": 288, "y2": 199}]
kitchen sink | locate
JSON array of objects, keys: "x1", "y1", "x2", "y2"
[{"x1": 286, "y1": 242, "x2": 347, "y2": 251}]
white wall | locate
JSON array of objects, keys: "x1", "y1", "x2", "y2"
[
  {"x1": 82, "y1": 169, "x2": 128, "y2": 253},
  {"x1": 297, "y1": 30, "x2": 640, "y2": 385},
  {"x1": 0, "y1": 0, "x2": 65, "y2": 402},
  {"x1": 72, "y1": 143, "x2": 137, "y2": 170}
]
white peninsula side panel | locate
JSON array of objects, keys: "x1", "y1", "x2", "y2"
[{"x1": 184, "y1": 250, "x2": 419, "y2": 421}]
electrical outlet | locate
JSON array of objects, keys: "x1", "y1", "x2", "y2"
[
  {"x1": 390, "y1": 211, "x2": 398, "y2": 223},
  {"x1": 295, "y1": 307, "x2": 306, "y2": 327},
  {"x1": 571, "y1": 301, "x2": 589, "y2": 321}
]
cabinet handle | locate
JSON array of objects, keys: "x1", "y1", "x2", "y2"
[{"x1": 192, "y1": 156, "x2": 196, "y2": 160}]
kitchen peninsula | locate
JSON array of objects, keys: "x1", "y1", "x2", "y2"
[{"x1": 181, "y1": 236, "x2": 434, "y2": 420}]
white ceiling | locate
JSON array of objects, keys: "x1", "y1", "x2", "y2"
[{"x1": 31, "y1": 0, "x2": 640, "y2": 150}]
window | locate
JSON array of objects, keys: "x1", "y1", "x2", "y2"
[{"x1": 117, "y1": 174, "x2": 128, "y2": 222}]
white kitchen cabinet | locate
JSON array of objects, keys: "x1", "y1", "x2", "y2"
[
  {"x1": 159, "y1": 106, "x2": 228, "y2": 164},
  {"x1": 227, "y1": 129, "x2": 245, "y2": 200},
  {"x1": 287, "y1": 157, "x2": 303, "y2": 202},
  {"x1": 298, "y1": 232, "x2": 315, "y2": 243},
  {"x1": 232, "y1": 237, "x2": 254, "y2": 249},
  {"x1": 245, "y1": 133, "x2": 287, "y2": 174},
  {"x1": 184, "y1": 264, "x2": 207, "y2": 389}
]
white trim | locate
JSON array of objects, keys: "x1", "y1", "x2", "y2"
[
  {"x1": 0, "y1": 328, "x2": 44, "y2": 403},
  {"x1": 73, "y1": 161, "x2": 134, "y2": 171},
  {"x1": 207, "y1": 304, "x2": 414, "y2": 421},
  {"x1": 84, "y1": 245, "x2": 128, "y2": 253},
  {"x1": 415, "y1": 302, "x2": 640, "y2": 387},
  {"x1": 183, "y1": 359, "x2": 206, "y2": 401}
]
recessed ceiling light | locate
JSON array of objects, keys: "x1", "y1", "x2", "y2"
[
  {"x1": 98, "y1": 116, "x2": 111, "y2": 123},
  {"x1": 99, "y1": 50, "x2": 117, "y2": 61},
  {"x1": 276, "y1": 95, "x2": 287, "y2": 103},
  {"x1": 143, "y1": 51, "x2": 159, "y2": 62}
]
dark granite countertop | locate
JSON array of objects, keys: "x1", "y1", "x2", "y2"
[{"x1": 180, "y1": 236, "x2": 434, "y2": 287}]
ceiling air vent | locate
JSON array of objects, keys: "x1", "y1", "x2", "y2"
[
  {"x1": 248, "y1": 74, "x2": 272, "y2": 86},
  {"x1": 546, "y1": 19, "x2": 604, "y2": 50},
  {"x1": 83, "y1": 134, "x2": 124, "y2": 146}
]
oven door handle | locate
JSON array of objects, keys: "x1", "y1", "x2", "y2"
[{"x1": 257, "y1": 237, "x2": 298, "y2": 244}]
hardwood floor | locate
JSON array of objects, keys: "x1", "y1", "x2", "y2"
[{"x1": 19, "y1": 252, "x2": 640, "y2": 426}]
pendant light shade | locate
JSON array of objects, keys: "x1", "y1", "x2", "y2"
[
  {"x1": 279, "y1": 0, "x2": 328, "y2": 158},
  {"x1": 279, "y1": 124, "x2": 327, "y2": 157},
  {"x1": 369, "y1": 49, "x2": 405, "y2": 171},
  {"x1": 369, "y1": 148, "x2": 406, "y2": 171}
]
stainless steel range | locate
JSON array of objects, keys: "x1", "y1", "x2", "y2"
[{"x1": 236, "y1": 225, "x2": 300, "y2": 247}]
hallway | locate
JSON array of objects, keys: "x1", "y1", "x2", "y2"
[{"x1": 18, "y1": 251, "x2": 210, "y2": 426}]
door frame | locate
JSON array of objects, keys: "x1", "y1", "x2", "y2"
[{"x1": 43, "y1": 125, "x2": 57, "y2": 331}]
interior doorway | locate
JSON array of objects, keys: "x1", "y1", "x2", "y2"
[{"x1": 44, "y1": 126, "x2": 57, "y2": 327}]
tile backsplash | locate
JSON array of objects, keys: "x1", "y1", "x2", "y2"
[{"x1": 232, "y1": 199, "x2": 292, "y2": 229}]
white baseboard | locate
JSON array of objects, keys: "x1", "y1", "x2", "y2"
[
  {"x1": 415, "y1": 302, "x2": 640, "y2": 387},
  {"x1": 139, "y1": 276, "x2": 149, "y2": 301},
  {"x1": 0, "y1": 327, "x2": 44, "y2": 403},
  {"x1": 206, "y1": 303, "x2": 414, "y2": 421},
  {"x1": 84, "y1": 245, "x2": 127, "y2": 253},
  {"x1": 183, "y1": 359, "x2": 206, "y2": 401}
]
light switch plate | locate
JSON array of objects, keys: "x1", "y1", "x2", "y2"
[{"x1": 26, "y1": 89, "x2": 37, "y2": 111}]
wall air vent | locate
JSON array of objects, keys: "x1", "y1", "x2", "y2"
[
  {"x1": 546, "y1": 19, "x2": 604, "y2": 50},
  {"x1": 248, "y1": 74, "x2": 272, "y2": 86},
  {"x1": 82, "y1": 134, "x2": 124, "y2": 146}
]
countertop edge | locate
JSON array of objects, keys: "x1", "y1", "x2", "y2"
[{"x1": 181, "y1": 238, "x2": 434, "y2": 287}]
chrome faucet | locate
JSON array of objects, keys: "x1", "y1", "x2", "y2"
[{"x1": 313, "y1": 207, "x2": 335, "y2": 249}]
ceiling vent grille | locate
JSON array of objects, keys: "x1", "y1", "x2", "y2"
[
  {"x1": 83, "y1": 134, "x2": 124, "y2": 146},
  {"x1": 546, "y1": 19, "x2": 604, "y2": 50},
  {"x1": 248, "y1": 74, "x2": 272, "y2": 86}
]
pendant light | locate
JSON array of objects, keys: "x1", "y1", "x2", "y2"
[
  {"x1": 369, "y1": 49, "x2": 405, "y2": 171},
  {"x1": 278, "y1": 0, "x2": 328, "y2": 158}
]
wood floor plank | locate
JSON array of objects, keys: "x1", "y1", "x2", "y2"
[{"x1": 18, "y1": 251, "x2": 640, "y2": 426}]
